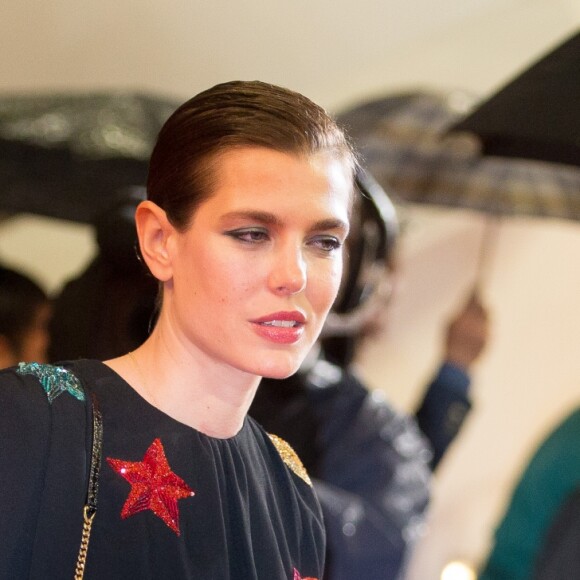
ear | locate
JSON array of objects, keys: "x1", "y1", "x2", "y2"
[{"x1": 135, "y1": 201, "x2": 176, "y2": 282}]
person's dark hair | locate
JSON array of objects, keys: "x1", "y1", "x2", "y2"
[
  {"x1": 0, "y1": 265, "x2": 48, "y2": 354},
  {"x1": 147, "y1": 80, "x2": 358, "y2": 229},
  {"x1": 93, "y1": 186, "x2": 147, "y2": 273}
]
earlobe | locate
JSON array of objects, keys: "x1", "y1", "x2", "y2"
[{"x1": 135, "y1": 201, "x2": 175, "y2": 282}]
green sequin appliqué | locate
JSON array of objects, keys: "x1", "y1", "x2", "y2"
[{"x1": 17, "y1": 362, "x2": 85, "y2": 403}]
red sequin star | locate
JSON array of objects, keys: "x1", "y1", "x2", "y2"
[
  {"x1": 293, "y1": 568, "x2": 318, "y2": 580},
  {"x1": 107, "y1": 438, "x2": 194, "y2": 535}
]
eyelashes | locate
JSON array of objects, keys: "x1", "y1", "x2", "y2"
[
  {"x1": 224, "y1": 228, "x2": 343, "y2": 254},
  {"x1": 225, "y1": 228, "x2": 269, "y2": 244},
  {"x1": 311, "y1": 236, "x2": 342, "y2": 253}
]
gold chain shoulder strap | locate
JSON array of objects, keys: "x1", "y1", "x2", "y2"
[{"x1": 74, "y1": 393, "x2": 103, "y2": 580}]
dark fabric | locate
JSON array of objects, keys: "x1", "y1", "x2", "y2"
[
  {"x1": 249, "y1": 371, "x2": 321, "y2": 475},
  {"x1": 251, "y1": 360, "x2": 433, "y2": 580},
  {"x1": 0, "y1": 366, "x2": 91, "y2": 579},
  {"x1": 0, "y1": 360, "x2": 325, "y2": 580},
  {"x1": 450, "y1": 31, "x2": 580, "y2": 167},
  {"x1": 533, "y1": 486, "x2": 580, "y2": 579},
  {"x1": 415, "y1": 362, "x2": 472, "y2": 468},
  {"x1": 480, "y1": 408, "x2": 580, "y2": 580}
]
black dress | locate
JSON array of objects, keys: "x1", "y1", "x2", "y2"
[{"x1": 0, "y1": 360, "x2": 324, "y2": 579}]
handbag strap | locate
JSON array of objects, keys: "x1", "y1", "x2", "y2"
[
  {"x1": 74, "y1": 392, "x2": 103, "y2": 580},
  {"x1": 18, "y1": 362, "x2": 104, "y2": 580}
]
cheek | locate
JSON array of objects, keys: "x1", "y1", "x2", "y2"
[
  {"x1": 202, "y1": 253, "x2": 257, "y2": 302},
  {"x1": 309, "y1": 260, "x2": 343, "y2": 309},
  {"x1": 329, "y1": 263, "x2": 344, "y2": 302}
]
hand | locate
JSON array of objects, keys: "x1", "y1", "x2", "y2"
[{"x1": 444, "y1": 293, "x2": 489, "y2": 370}]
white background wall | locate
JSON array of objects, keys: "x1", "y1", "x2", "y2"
[{"x1": 1, "y1": 1, "x2": 579, "y2": 577}]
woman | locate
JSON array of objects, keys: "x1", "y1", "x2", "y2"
[{"x1": 0, "y1": 81, "x2": 356, "y2": 579}]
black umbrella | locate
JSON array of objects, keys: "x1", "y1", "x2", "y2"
[
  {"x1": 338, "y1": 91, "x2": 580, "y2": 222},
  {"x1": 0, "y1": 91, "x2": 179, "y2": 223},
  {"x1": 337, "y1": 89, "x2": 580, "y2": 287},
  {"x1": 450, "y1": 30, "x2": 580, "y2": 168}
]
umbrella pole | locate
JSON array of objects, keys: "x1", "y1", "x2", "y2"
[{"x1": 473, "y1": 214, "x2": 502, "y2": 296}]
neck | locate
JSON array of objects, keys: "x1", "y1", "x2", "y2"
[{"x1": 106, "y1": 327, "x2": 260, "y2": 439}]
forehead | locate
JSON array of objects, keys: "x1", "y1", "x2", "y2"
[{"x1": 204, "y1": 146, "x2": 353, "y2": 211}]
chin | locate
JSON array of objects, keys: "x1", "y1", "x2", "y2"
[
  {"x1": 237, "y1": 340, "x2": 314, "y2": 380},
  {"x1": 254, "y1": 354, "x2": 303, "y2": 381},
  {"x1": 260, "y1": 367, "x2": 300, "y2": 380}
]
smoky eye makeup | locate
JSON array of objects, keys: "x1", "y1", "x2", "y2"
[{"x1": 224, "y1": 227, "x2": 270, "y2": 244}]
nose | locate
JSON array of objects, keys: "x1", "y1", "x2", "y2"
[{"x1": 268, "y1": 244, "x2": 307, "y2": 295}]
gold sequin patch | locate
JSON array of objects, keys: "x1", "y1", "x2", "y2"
[{"x1": 268, "y1": 433, "x2": 312, "y2": 486}]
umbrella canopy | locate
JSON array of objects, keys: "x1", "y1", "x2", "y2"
[
  {"x1": 450, "y1": 30, "x2": 580, "y2": 168},
  {"x1": 337, "y1": 91, "x2": 580, "y2": 222},
  {"x1": 0, "y1": 91, "x2": 178, "y2": 223}
]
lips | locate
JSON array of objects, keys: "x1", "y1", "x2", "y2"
[{"x1": 250, "y1": 311, "x2": 306, "y2": 344}]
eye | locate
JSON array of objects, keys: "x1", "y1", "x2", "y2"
[
  {"x1": 225, "y1": 228, "x2": 270, "y2": 244},
  {"x1": 309, "y1": 235, "x2": 343, "y2": 253}
]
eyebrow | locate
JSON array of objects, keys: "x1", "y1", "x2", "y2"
[{"x1": 221, "y1": 210, "x2": 349, "y2": 235}]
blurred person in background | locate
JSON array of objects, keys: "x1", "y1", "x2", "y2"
[
  {"x1": 479, "y1": 406, "x2": 580, "y2": 580},
  {"x1": 0, "y1": 264, "x2": 51, "y2": 368},
  {"x1": 49, "y1": 187, "x2": 158, "y2": 362},
  {"x1": 250, "y1": 169, "x2": 490, "y2": 579},
  {"x1": 533, "y1": 482, "x2": 580, "y2": 578}
]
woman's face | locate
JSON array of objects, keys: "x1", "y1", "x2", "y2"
[{"x1": 163, "y1": 147, "x2": 352, "y2": 379}]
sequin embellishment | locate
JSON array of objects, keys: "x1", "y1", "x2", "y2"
[
  {"x1": 107, "y1": 438, "x2": 195, "y2": 535},
  {"x1": 17, "y1": 362, "x2": 85, "y2": 403},
  {"x1": 269, "y1": 433, "x2": 312, "y2": 486},
  {"x1": 293, "y1": 568, "x2": 318, "y2": 580}
]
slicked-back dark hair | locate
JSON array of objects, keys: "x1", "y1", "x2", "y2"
[{"x1": 147, "y1": 80, "x2": 357, "y2": 229}]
